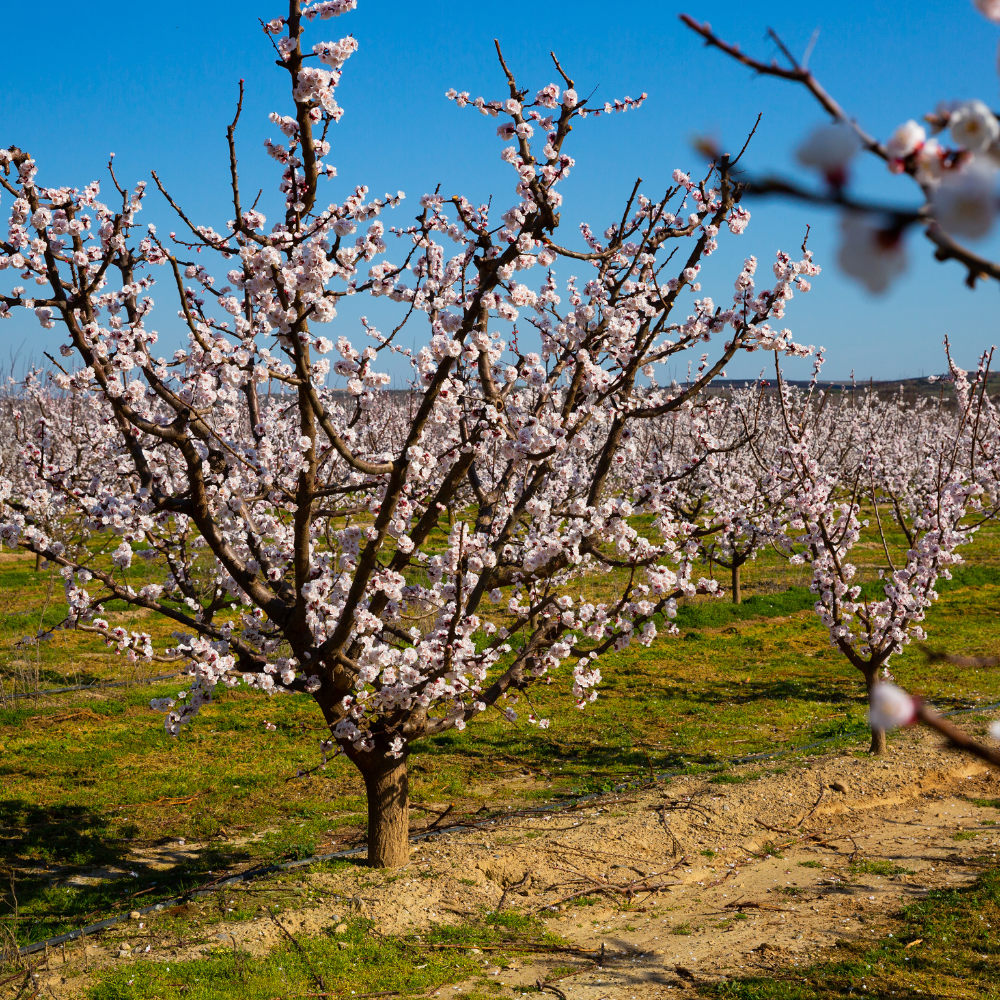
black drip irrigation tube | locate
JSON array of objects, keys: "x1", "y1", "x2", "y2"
[
  {"x1": 17, "y1": 697, "x2": 1000, "y2": 957},
  {"x1": 7, "y1": 672, "x2": 181, "y2": 701}
]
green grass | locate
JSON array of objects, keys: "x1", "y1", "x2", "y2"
[
  {"x1": 702, "y1": 862, "x2": 1000, "y2": 999},
  {"x1": 84, "y1": 911, "x2": 559, "y2": 1000},
  {"x1": 710, "y1": 771, "x2": 762, "y2": 785}
]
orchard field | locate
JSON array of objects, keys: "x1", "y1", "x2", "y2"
[{"x1": 2, "y1": 501, "x2": 1000, "y2": 998}]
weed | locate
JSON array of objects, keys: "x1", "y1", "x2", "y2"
[
  {"x1": 670, "y1": 922, "x2": 693, "y2": 935},
  {"x1": 953, "y1": 830, "x2": 978, "y2": 841},
  {"x1": 798, "y1": 860, "x2": 824, "y2": 869},
  {"x1": 849, "y1": 859, "x2": 915, "y2": 877}
]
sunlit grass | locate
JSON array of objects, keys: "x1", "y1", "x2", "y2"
[{"x1": 85, "y1": 911, "x2": 558, "y2": 1000}]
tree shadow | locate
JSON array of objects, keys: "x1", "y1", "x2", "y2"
[
  {"x1": 0, "y1": 799, "x2": 246, "y2": 948},
  {"x1": 690, "y1": 676, "x2": 858, "y2": 708}
]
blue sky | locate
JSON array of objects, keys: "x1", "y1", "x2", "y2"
[{"x1": 3, "y1": 0, "x2": 999, "y2": 381}]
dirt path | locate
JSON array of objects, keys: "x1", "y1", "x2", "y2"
[{"x1": 34, "y1": 723, "x2": 1000, "y2": 997}]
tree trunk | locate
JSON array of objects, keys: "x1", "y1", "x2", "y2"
[
  {"x1": 731, "y1": 562, "x2": 741, "y2": 605},
  {"x1": 355, "y1": 751, "x2": 410, "y2": 868},
  {"x1": 865, "y1": 671, "x2": 886, "y2": 755}
]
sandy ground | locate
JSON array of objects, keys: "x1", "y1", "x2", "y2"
[{"x1": 28, "y1": 722, "x2": 1000, "y2": 998}]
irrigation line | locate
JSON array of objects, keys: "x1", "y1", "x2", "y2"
[
  {"x1": 8, "y1": 673, "x2": 181, "y2": 701},
  {"x1": 16, "y1": 697, "x2": 1000, "y2": 957}
]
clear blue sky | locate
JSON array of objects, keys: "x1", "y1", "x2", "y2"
[{"x1": 3, "y1": 0, "x2": 998, "y2": 382}]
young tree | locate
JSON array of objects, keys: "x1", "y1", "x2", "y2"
[
  {"x1": 642, "y1": 385, "x2": 790, "y2": 604},
  {"x1": 699, "y1": 393, "x2": 789, "y2": 605},
  {"x1": 773, "y1": 348, "x2": 998, "y2": 753},
  {"x1": 0, "y1": 0, "x2": 820, "y2": 866}
]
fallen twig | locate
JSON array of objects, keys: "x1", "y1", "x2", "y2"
[
  {"x1": 538, "y1": 962, "x2": 597, "y2": 987},
  {"x1": 754, "y1": 818, "x2": 799, "y2": 835},
  {"x1": 703, "y1": 867, "x2": 740, "y2": 889},
  {"x1": 426, "y1": 941, "x2": 602, "y2": 958},
  {"x1": 725, "y1": 900, "x2": 789, "y2": 913},
  {"x1": 653, "y1": 804, "x2": 684, "y2": 857},
  {"x1": 534, "y1": 872, "x2": 681, "y2": 913},
  {"x1": 497, "y1": 873, "x2": 530, "y2": 912},
  {"x1": 0, "y1": 960, "x2": 43, "y2": 991},
  {"x1": 300, "y1": 992, "x2": 398, "y2": 999},
  {"x1": 536, "y1": 980, "x2": 569, "y2": 999},
  {"x1": 424, "y1": 803, "x2": 454, "y2": 833}
]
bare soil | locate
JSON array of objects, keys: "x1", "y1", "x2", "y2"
[{"x1": 31, "y1": 721, "x2": 1000, "y2": 998}]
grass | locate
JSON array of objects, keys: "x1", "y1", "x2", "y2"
[
  {"x1": 710, "y1": 771, "x2": 763, "y2": 785},
  {"x1": 848, "y1": 859, "x2": 915, "y2": 878},
  {"x1": 82, "y1": 911, "x2": 560, "y2": 1000},
  {"x1": 702, "y1": 861, "x2": 1000, "y2": 999}
]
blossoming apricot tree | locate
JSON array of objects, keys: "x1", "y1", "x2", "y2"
[
  {"x1": 772, "y1": 348, "x2": 999, "y2": 752},
  {"x1": 0, "y1": 0, "x2": 823, "y2": 865}
]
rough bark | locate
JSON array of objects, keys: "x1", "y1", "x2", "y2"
[
  {"x1": 354, "y1": 750, "x2": 411, "y2": 868},
  {"x1": 731, "y1": 562, "x2": 741, "y2": 605}
]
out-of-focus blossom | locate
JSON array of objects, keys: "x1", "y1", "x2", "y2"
[
  {"x1": 973, "y1": 0, "x2": 1000, "y2": 23},
  {"x1": 869, "y1": 683, "x2": 918, "y2": 731},
  {"x1": 886, "y1": 119, "x2": 926, "y2": 161},
  {"x1": 949, "y1": 99, "x2": 1000, "y2": 153},
  {"x1": 931, "y1": 163, "x2": 997, "y2": 239},
  {"x1": 914, "y1": 138, "x2": 947, "y2": 184},
  {"x1": 796, "y1": 123, "x2": 858, "y2": 187},
  {"x1": 837, "y1": 213, "x2": 908, "y2": 293}
]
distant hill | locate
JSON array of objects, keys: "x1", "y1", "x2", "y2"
[{"x1": 698, "y1": 372, "x2": 1000, "y2": 399}]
